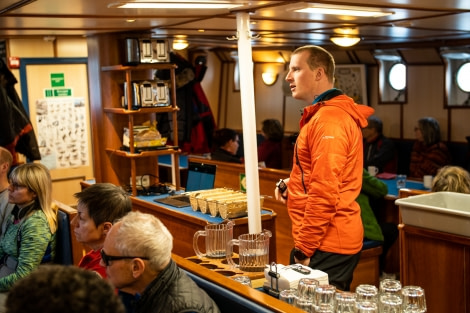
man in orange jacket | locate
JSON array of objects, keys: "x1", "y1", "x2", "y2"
[{"x1": 275, "y1": 45, "x2": 374, "y2": 291}]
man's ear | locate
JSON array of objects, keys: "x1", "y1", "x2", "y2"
[
  {"x1": 102, "y1": 222, "x2": 113, "y2": 235},
  {"x1": 131, "y1": 258, "x2": 146, "y2": 278},
  {"x1": 316, "y1": 67, "x2": 324, "y2": 80}
]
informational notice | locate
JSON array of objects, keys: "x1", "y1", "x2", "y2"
[{"x1": 35, "y1": 97, "x2": 89, "y2": 169}]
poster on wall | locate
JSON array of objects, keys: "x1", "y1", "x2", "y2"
[
  {"x1": 335, "y1": 64, "x2": 368, "y2": 105},
  {"x1": 35, "y1": 97, "x2": 89, "y2": 169}
]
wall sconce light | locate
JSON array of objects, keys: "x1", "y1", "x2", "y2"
[
  {"x1": 172, "y1": 39, "x2": 189, "y2": 50},
  {"x1": 262, "y1": 72, "x2": 278, "y2": 86},
  {"x1": 330, "y1": 36, "x2": 361, "y2": 47}
]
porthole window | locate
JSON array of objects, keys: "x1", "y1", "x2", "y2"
[
  {"x1": 388, "y1": 63, "x2": 406, "y2": 91},
  {"x1": 456, "y1": 62, "x2": 470, "y2": 92}
]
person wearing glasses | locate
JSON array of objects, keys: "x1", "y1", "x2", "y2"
[
  {"x1": 0, "y1": 163, "x2": 57, "y2": 291},
  {"x1": 0, "y1": 147, "x2": 14, "y2": 238},
  {"x1": 71, "y1": 183, "x2": 132, "y2": 278},
  {"x1": 409, "y1": 117, "x2": 451, "y2": 178},
  {"x1": 101, "y1": 211, "x2": 220, "y2": 313}
]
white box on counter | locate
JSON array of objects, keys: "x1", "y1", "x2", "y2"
[
  {"x1": 263, "y1": 264, "x2": 328, "y2": 292},
  {"x1": 395, "y1": 191, "x2": 470, "y2": 237}
]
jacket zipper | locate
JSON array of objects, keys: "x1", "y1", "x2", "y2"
[{"x1": 295, "y1": 142, "x2": 307, "y2": 194}]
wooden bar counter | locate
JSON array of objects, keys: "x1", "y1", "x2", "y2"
[
  {"x1": 132, "y1": 195, "x2": 277, "y2": 261},
  {"x1": 81, "y1": 181, "x2": 277, "y2": 262}
]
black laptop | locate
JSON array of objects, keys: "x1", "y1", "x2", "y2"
[{"x1": 154, "y1": 161, "x2": 216, "y2": 207}]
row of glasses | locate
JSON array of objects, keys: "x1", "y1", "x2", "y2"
[{"x1": 279, "y1": 278, "x2": 425, "y2": 313}]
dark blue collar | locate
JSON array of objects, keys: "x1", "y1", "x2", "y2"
[{"x1": 312, "y1": 88, "x2": 343, "y2": 105}]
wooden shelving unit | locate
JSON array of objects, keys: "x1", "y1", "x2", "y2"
[
  {"x1": 86, "y1": 33, "x2": 181, "y2": 196},
  {"x1": 101, "y1": 62, "x2": 180, "y2": 196}
]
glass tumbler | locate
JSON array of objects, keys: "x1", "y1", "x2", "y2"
[
  {"x1": 355, "y1": 284, "x2": 378, "y2": 303},
  {"x1": 334, "y1": 291, "x2": 356, "y2": 313},
  {"x1": 279, "y1": 288, "x2": 297, "y2": 305},
  {"x1": 297, "y1": 278, "x2": 319, "y2": 301},
  {"x1": 355, "y1": 301, "x2": 378, "y2": 313},
  {"x1": 379, "y1": 279, "x2": 402, "y2": 296},
  {"x1": 396, "y1": 174, "x2": 407, "y2": 189},
  {"x1": 313, "y1": 284, "x2": 336, "y2": 312},
  {"x1": 401, "y1": 286, "x2": 426, "y2": 313},
  {"x1": 295, "y1": 278, "x2": 319, "y2": 312},
  {"x1": 231, "y1": 275, "x2": 252, "y2": 287},
  {"x1": 379, "y1": 294, "x2": 402, "y2": 313}
]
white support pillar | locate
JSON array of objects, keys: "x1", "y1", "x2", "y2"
[{"x1": 236, "y1": 12, "x2": 262, "y2": 234}]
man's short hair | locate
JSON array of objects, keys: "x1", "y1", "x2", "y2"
[
  {"x1": 292, "y1": 45, "x2": 336, "y2": 83},
  {"x1": 6, "y1": 265, "x2": 125, "y2": 313},
  {"x1": 74, "y1": 183, "x2": 132, "y2": 226}
]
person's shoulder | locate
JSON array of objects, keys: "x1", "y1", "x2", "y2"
[{"x1": 26, "y1": 209, "x2": 48, "y2": 222}]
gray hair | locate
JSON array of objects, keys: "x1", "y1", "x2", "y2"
[{"x1": 113, "y1": 211, "x2": 173, "y2": 271}]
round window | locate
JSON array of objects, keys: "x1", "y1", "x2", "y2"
[
  {"x1": 456, "y1": 62, "x2": 470, "y2": 92},
  {"x1": 388, "y1": 63, "x2": 406, "y2": 91}
]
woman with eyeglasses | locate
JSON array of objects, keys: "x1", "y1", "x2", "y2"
[
  {"x1": 409, "y1": 117, "x2": 451, "y2": 178},
  {"x1": 0, "y1": 162, "x2": 57, "y2": 291}
]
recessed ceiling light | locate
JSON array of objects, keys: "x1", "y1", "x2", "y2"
[
  {"x1": 294, "y1": 4, "x2": 393, "y2": 18},
  {"x1": 112, "y1": 2, "x2": 243, "y2": 9}
]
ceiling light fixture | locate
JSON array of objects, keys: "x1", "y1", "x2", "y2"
[
  {"x1": 113, "y1": 2, "x2": 243, "y2": 9},
  {"x1": 330, "y1": 36, "x2": 361, "y2": 47},
  {"x1": 294, "y1": 4, "x2": 393, "y2": 18},
  {"x1": 173, "y1": 39, "x2": 189, "y2": 50}
]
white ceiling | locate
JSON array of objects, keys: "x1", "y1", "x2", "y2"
[{"x1": 2, "y1": 0, "x2": 470, "y2": 63}]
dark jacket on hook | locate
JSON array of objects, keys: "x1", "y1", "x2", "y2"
[{"x1": 0, "y1": 59, "x2": 41, "y2": 164}]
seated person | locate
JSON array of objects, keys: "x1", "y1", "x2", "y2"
[
  {"x1": 71, "y1": 183, "x2": 132, "y2": 278},
  {"x1": 409, "y1": 117, "x2": 451, "y2": 178},
  {"x1": 0, "y1": 147, "x2": 14, "y2": 237},
  {"x1": 0, "y1": 163, "x2": 57, "y2": 291},
  {"x1": 258, "y1": 119, "x2": 284, "y2": 169},
  {"x1": 362, "y1": 115, "x2": 396, "y2": 173},
  {"x1": 431, "y1": 165, "x2": 470, "y2": 193},
  {"x1": 6, "y1": 264, "x2": 125, "y2": 313},
  {"x1": 101, "y1": 211, "x2": 220, "y2": 313},
  {"x1": 356, "y1": 169, "x2": 398, "y2": 275},
  {"x1": 210, "y1": 128, "x2": 242, "y2": 163}
]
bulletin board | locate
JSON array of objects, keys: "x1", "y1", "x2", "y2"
[{"x1": 20, "y1": 58, "x2": 93, "y2": 205}]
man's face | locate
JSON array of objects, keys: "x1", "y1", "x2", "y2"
[
  {"x1": 71, "y1": 203, "x2": 106, "y2": 248},
  {"x1": 285, "y1": 50, "x2": 319, "y2": 103},
  {"x1": 101, "y1": 223, "x2": 136, "y2": 290}
]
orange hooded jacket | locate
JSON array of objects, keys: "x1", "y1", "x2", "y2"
[{"x1": 288, "y1": 94, "x2": 374, "y2": 257}]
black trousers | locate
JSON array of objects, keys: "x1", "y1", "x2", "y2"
[{"x1": 290, "y1": 248, "x2": 361, "y2": 291}]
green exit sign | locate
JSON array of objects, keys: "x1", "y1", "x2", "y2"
[{"x1": 50, "y1": 73, "x2": 65, "y2": 87}]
